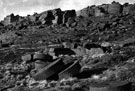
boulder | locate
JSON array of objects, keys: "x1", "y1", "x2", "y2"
[
  {"x1": 52, "y1": 8, "x2": 63, "y2": 24},
  {"x1": 3, "y1": 13, "x2": 21, "y2": 25},
  {"x1": 114, "y1": 38, "x2": 135, "y2": 47},
  {"x1": 34, "y1": 60, "x2": 49, "y2": 70},
  {"x1": 89, "y1": 81, "x2": 131, "y2": 91},
  {"x1": 84, "y1": 43, "x2": 101, "y2": 50},
  {"x1": 39, "y1": 10, "x2": 55, "y2": 25},
  {"x1": 85, "y1": 48, "x2": 104, "y2": 58},
  {"x1": 27, "y1": 15, "x2": 38, "y2": 22},
  {"x1": 62, "y1": 10, "x2": 76, "y2": 24},
  {"x1": 123, "y1": 4, "x2": 135, "y2": 15},
  {"x1": 122, "y1": 3, "x2": 131, "y2": 15},
  {"x1": 33, "y1": 58, "x2": 65, "y2": 81},
  {"x1": 77, "y1": 6, "x2": 95, "y2": 17},
  {"x1": 66, "y1": 17, "x2": 77, "y2": 27},
  {"x1": 0, "y1": 22, "x2": 4, "y2": 26},
  {"x1": 108, "y1": 1, "x2": 122, "y2": 14},
  {"x1": 72, "y1": 47, "x2": 86, "y2": 56},
  {"x1": 21, "y1": 54, "x2": 33, "y2": 62},
  {"x1": 39, "y1": 8, "x2": 63, "y2": 25},
  {"x1": 33, "y1": 52, "x2": 53, "y2": 62},
  {"x1": 95, "y1": 7, "x2": 105, "y2": 17},
  {"x1": 100, "y1": 4, "x2": 109, "y2": 13},
  {"x1": 59, "y1": 60, "x2": 81, "y2": 80},
  {"x1": 53, "y1": 48, "x2": 76, "y2": 56}
]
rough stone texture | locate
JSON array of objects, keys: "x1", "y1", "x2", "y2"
[
  {"x1": 89, "y1": 81, "x2": 131, "y2": 91},
  {"x1": 32, "y1": 58, "x2": 65, "y2": 81},
  {"x1": 122, "y1": 3, "x2": 135, "y2": 15},
  {"x1": 21, "y1": 54, "x2": 32, "y2": 62},
  {"x1": 108, "y1": 1, "x2": 122, "y2": 14},
  {"x1": 52, "y1": 8, "x2": 63, "y2": 24},
  {"x1": 77, "y1": 6, "x2": 95, "y2": 17},
  {"x1": 1, "y1": 1, "x2": 135, "y2": 91},
  {"x1": 59, "y1": 61, "x2": 81, "y2": 80},
  {"x1": 4, "y1": 13, "x2": 21, "y2": 25},
  {"x1": 62, "y1": 10, "x2": 76, "y2": 24},
  {"x1": 95, "y1": 7, "x2": 105, "y2": 17}
]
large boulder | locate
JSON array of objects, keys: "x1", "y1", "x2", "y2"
[
  {"x1": 3, "y1": 13, "x2": 21, "y2": 26},
  {"x1": 27, "y1": 13, "x2": 39, "y2": 22},
  {"x1": 21, "y1": 54, "x2": 33, "y2": 62},
  {"x1": 39, "y1": 10, "x2": 55, "y2": 25},
  {"x1": 123, "y1": 4, "x2": 135, "y2": 15},
  {"x1": 108, "y1": 1, "x2": 122, "y2": 14},
  {"x1": 32, "y1": 58, "x2": 65, "y2": 81},
  {"x1": 52, "y1": 8, "x2": 63, "y2": 24},
  {"x1": 62, "y1": 10, "x2": 76, "y2": 24},
  {"x1": 89, "y1": 81, "x2": 131, "y2": 91},
  {"x1": 39, "y1": 8, "x2": 63, "y2": 25},
  {"x1": 51, "y1": 48, "x2": 76, "y2": 57},
  {"x1": 59, "y1": 61, "x2": 81, "y2": 80},
  {"x1": 76, "y1": 6, "x2": 95, "y2": 17},
  {"x1": 33, "y1": 52, "x2": 53, "y2": 62},
  {"x1": 95, "y1": 7, "x2": 105, "y2": 17},
  {"x1": 99, "y1": 4, "x2": 109, "y2": 13}
]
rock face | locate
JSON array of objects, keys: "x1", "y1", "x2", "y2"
[
  {"x1": 108, "y1": 1, "x2": 122, "y2": 14},
  {"x1": 3, "y1": 13, "x2": 21, "y2": 25},
  {"x1": 2, "y1": 1, "x2": 135, "y2": 27},
  {"x1": 26, "y1": 8, "x2": 76, "y2": 25},
  {"x1": 39, "y1": 10, "x2": 55, "y2": 25},
  {"x1": 77, "y1": 6, "x2": 95, "y2": 17},
  {"x1": 52, "y1": 8, "x2": 63, "y2": 24},
  {"x1": 2, "y1": 1, "x2": 135, "y2": 91},
  {"x1": 95, "y1": 7, "x2": 105, "y2": 17},
  {"x1": 123, "y1": 4, "x2": 135, "y2": 15},
  {"x1": 62, "y1": 10, "x2": 76, "y2": 24}
]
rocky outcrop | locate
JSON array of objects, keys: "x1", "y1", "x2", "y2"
[
  {"x1": 94, "y1": 7, "x2": 105, "y2": 17},
  {"x1": 123, "y1": 3, "x2": 135, "y2": 15},
  {"x1": 39, "y1": 10, "x2": 55, "y2": 25},
  {"x1": 3, "y1": 13, "x2": 21, "y2": 26},
  {"x1": 62, "y1": 10, "x2": 76, "y2": 24},
  {"x1": 52, "y1": 8, "x2": 63, "y2": 24},
  {"x1": 2, "y1": 2, "x2": 135, "y2": 91},
  {"x1": 108, "y1": 1, "x2": 122, "y2": 14},
  {"x1": 77, "y1": 6, "x2": 95, "y2": 17}
]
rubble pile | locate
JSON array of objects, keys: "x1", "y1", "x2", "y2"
[{"x1": 1, "y1": 1, "x2": 135, "y2": 91}]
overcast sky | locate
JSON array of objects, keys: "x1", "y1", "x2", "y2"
[{"x1": 0, "y1": 0, "x2": 135, "y2": 20}]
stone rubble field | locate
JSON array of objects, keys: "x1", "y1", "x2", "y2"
[{"x1": 0, "y1": 1, "x2": 135, "y2": 91}]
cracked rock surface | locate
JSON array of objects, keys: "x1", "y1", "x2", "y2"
[{"x1": 1, "y1": 1, "x2": 135, "y2": 91}]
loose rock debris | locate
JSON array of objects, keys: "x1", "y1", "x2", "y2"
[{"x1": 1, "y1": 1, "x2": 135, "y2": 91}]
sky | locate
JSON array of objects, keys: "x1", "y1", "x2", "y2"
[{"x1": 0, "y1": 0, "x2": 135, "y2": 20}]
